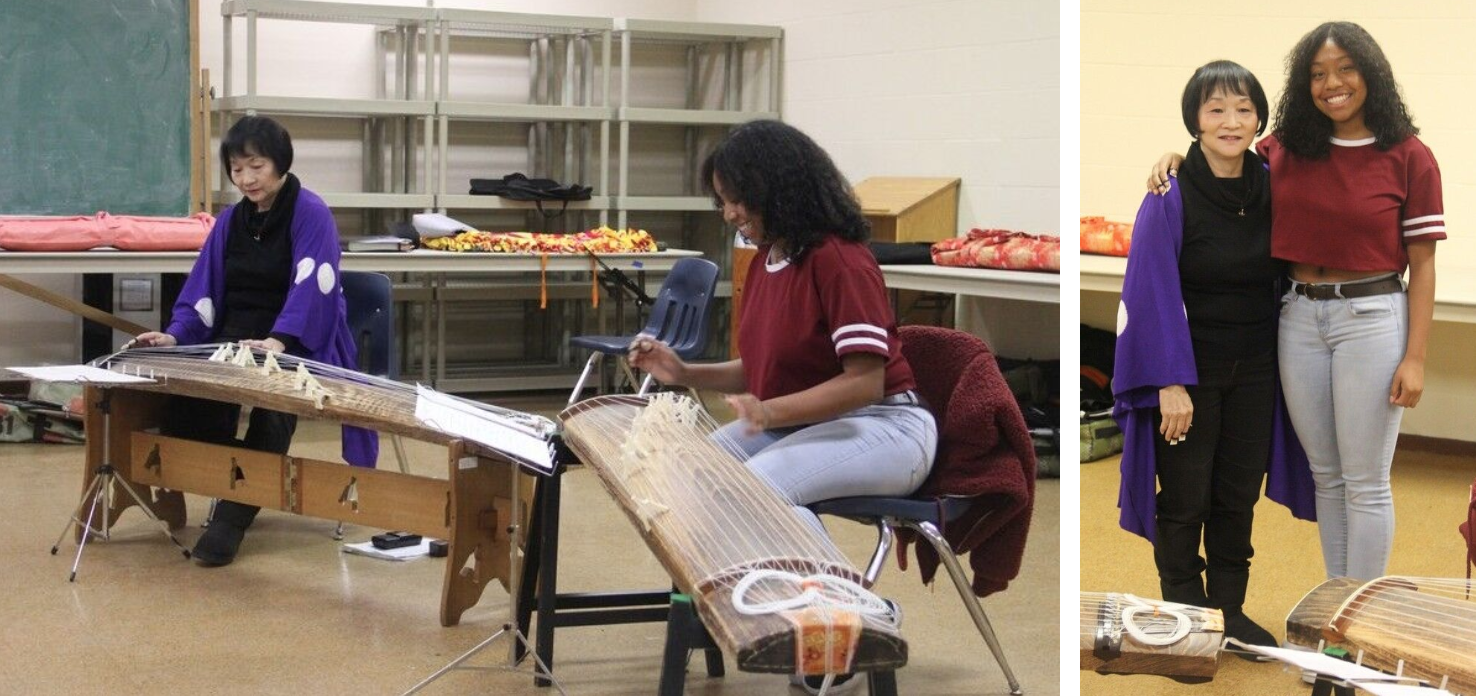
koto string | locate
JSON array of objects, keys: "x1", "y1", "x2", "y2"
[
  {"x1": 1078, "y1": 593, "x2": 1217, "y2": 641},
  {"x1": 1292, "y1": 576, "x2": 1476, "y2": 693},
  {"x1": 94, "y1": 343, "x2": 557, "y2": 445},
  {"x1": 560, "y1": 392, "x2": 902, "y2": 663},
  {"x1": 572, "y1": 395, "x2": 847, "y2": 582},
  {"x1": 1328, "y1": 577, "x2": 1476, "y2": 659}
]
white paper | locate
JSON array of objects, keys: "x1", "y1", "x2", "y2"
[
  {"x1": 341, "y1": 539, "x2": 431, "y2": 561},
  {"x1": 1227, "y1": 642, "x2": 1410, "y2": 682},
  {"x1": 411, "y1": 212, "x2": 471, "y2": 239},
  {"x1": 6, "y1": 365, "x2": 155, "y2": 384},
  {"x1": 1358, "y1": 683, "x2": 1454, "y2": 696},
  {"x1": 414, "y1": 385, "x2": 554, "y2": 473}
]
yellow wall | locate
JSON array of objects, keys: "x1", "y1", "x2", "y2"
[{"x1": 1081, "y1": 1, "x2": 1476, "y2": 439}]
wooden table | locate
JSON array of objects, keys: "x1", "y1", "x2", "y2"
[
  {"x1": 879, "y1": 264, "x2": 1060, "y2": 304},
  {"x1": 0, "y1": 249, "x2": 703, "y2": 390}
]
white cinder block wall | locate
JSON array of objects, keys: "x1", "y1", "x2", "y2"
[
  {"x1": 695, "y1": 0, "x2": 1061, "y2": 358},
  {"x1": 1, "y1": 1, "x2": 1060, "y2": 365},
  {"x1": 1081, "y1": 1, "x2": 1476, "y2": 440}
]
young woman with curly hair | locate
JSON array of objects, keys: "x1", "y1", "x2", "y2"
[
  {"x1": 1148, "y1": 22, "x2": 1445, "y2": 580},
  {"x1": 632, "y1": 119, "x2": 935, "y2": 509},
  {"x1": 630, "y1": 120, "x2": 932, "y2": 692}
]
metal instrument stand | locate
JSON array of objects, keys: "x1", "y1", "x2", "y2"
[
  {"x1": 49, "y1": 389, "x2": 191, "y2": 581},
  {"x1": 403, "y1": 460, "x2": 566, "y2": 695}
]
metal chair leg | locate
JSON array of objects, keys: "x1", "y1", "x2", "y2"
[
  {"x1": 391, "y1": 434, "x2": 410, "y2": 474},
  {"x1": 909, "y1": 520, "x2": 1022, "y2": 695},
  {"x1": 861, "y1": 521, "x2": 895, "y2": 587},
  {"x1": 618, "y1": 359, "x2": 640, "y2": 394},
  {"x1": 568, "y1": 353, "x2": 601, "y2": 406}
]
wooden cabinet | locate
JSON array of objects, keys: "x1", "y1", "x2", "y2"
[{"x1": 854, "y1": 177, "x2": 960, "y2": 243}]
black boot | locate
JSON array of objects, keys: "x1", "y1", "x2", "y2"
[
  {"x1": 193, "y1": 500, "x2": 260, "y2": 567},
  {"x1": 1222, "y1": 609, "x2": 1277, "y2": 659},
  {"x1": 1159, "y1": 576, "x2": 1210, "y2": 608}
]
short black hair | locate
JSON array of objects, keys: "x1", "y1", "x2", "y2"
[
  {"x1": 700, "y1": 120, "x2": 868, "y2": 263},
  {"x1": 220, "y1": 115, "x2": 293, "y2": 175},
  {"x1": 1181, "y1": 60, "x2": 1268, "y2": 138},
  {"x1": 1272, "y1": 21, "x2": 1417, "y2": 158}
]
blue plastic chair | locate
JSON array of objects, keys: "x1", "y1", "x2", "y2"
[
  {"x1": 808, "y1": 326, "x2": 1023, "y2": 696},
  {"x1": 329, "y1": 271, "x2": 407, "y2": 538},
  {"x1": 567, "y1": 257, "x2": 719, "y2": 406},
  {"x1": 341, "y1": 271, "x2": 407, "y2": 474},
  {"x1": 342, "y1": 270, "x2": 396, "y2": 380}
]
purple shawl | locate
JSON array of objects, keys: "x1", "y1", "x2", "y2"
[
  {"x1": 166, "y1": 187, "x2": 379, "y2": 468},
  {"x1": 1111, "y1": 179, "x2": 1315, "y2": 541}
]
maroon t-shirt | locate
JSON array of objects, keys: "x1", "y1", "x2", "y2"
[
  {"x1": 1257, "y1": 133, "x2": 1445, "y2": 272},
  {"x1": 738, "y1": 235, "x2": 916, "y2": 401}
]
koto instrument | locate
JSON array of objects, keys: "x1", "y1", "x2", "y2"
[
  {"x1": 558, "y1": 393, "x2": 906, "y2": 676},
  {"x1": 1287, "y1": 576, "x2": 1476, "y2": 695},
  {"x1": 1079, "y1": 592, "x2": 1224, "y2": 678},
  {"x1": 77, "y1": 343, "x2": 557, "y2": 626}
]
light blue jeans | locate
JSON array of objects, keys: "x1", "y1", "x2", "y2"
[
  {"x1": 1279, "y1": 279, "x2": 1407, "y2": 580},
  {"x1": 716, "y1": 401, "x2": 938, "y2": 532}
]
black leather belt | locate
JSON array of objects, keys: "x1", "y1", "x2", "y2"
[{"x1": 1291, "y1": 276, "x2": 1403, "y2": 300}]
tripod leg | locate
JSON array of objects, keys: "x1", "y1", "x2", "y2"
[
  {"x1": 402, "y1": 626, "x2": 511, "y2": 695},
  {"x1": 52, "y1": 473, "x2": 105, "y2": 555},
  {"x1": 110, "y1": 475, "x2": 192, "y2": 559},
  {"x1": 511, "y1": 627, "x2": 567, "y2": 695},
  {"x1": 68, "y1": 482, "x2": 107, "y2": 582}
]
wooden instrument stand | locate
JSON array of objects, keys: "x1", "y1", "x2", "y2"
[{"x1": 75, "y1": 385, "x2": 532, "y2": 626}]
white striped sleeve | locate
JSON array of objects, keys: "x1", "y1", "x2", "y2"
[
  {"x1": 1402, "y1": 141, "x2": 1446, "y2": 242},
  {"x1": 832, "y1": 323, "x2": 890, "y2": 356},
  {"x1": 1402, "y1": 214, "x2": 1445, "y2": 239}
]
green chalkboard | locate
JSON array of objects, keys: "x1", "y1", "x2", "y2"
[{"x1": 0, "y1": 0, "x2": 191, "y2": 216}]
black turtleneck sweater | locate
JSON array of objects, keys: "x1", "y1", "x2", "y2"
[{"x1": 1177, "y1": 142, "x2": 1280, "y2": 361}]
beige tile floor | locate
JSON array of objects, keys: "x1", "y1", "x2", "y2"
[
  {"x1": 1081, "y1": 448, "x2": 1475, "y2": 695},
  {"x1": 0, "y1": 393, "x2": 1059, "y2": 695}
]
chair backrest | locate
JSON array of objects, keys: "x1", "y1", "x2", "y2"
[
  {"x1": 899, "y1": 325, "x2": 990, "y2": 427},
  {"x1": 341, "y1": 270, "x2": 396, "y2": 380},
  {"x1": 639, "y1": 257, "x2": 720, "y2": 360}
]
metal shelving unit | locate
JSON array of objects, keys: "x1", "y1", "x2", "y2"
[
  {"x1": 613, "y1": 18, "x2": 783, "y2": 230},
  {"x1": 208, "y1": 2, "x2": 782, "y2": 391},
  {"x1": 430, "y1": 10, "x2": 614, "y2": 231},
  {"x1": 215, "y1": 0, "x2": 437, "y2": 214}
]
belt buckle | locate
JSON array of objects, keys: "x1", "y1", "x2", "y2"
[
  {"x1": 883, "y1": 391, "x2": 916, "y2": 407},
  {"x1": 1301, "y1": 283, "x2": 1333, "y2": 300}
]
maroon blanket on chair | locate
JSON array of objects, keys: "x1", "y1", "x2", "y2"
[{"x1": 897, "y1": 326, "x2": 1036, "y2": 597}]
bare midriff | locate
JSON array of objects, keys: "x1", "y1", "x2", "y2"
[{"x1": 1289, "y1": 262, "x2": 1395, "y2": 284}]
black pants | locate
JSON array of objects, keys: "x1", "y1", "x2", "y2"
[
  {"x1": 1152, "y1": 353, "x2": 1274, "y2": 613},
  {"x1": 162, "y1": 396, "x2": 297, "y2": 457}
]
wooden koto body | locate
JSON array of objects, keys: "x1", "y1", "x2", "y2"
[
  {"x1": 559, "y1": 394, "x2": 907, "y2": 675},
  {"x1": 1287, "y1": 576, "x2": 1476, "y2": 695},
  {"x1": 77, "y1": 348, "x2": 538, "y2": 627},
  {"x1": 1079, "y1": 592, "x2": 1223, "y2": 679}
]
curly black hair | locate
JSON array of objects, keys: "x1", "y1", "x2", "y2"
[
  {"x1": 700, "y1": 120, "x2": 868, "y2": 263},
  {"x1": 1272, "y1": 21, "x2": 1418, "y2": 158}
]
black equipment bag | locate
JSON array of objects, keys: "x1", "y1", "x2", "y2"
[{"x1": 469, "y1": 173, "x2": 593, "y2": 218}]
